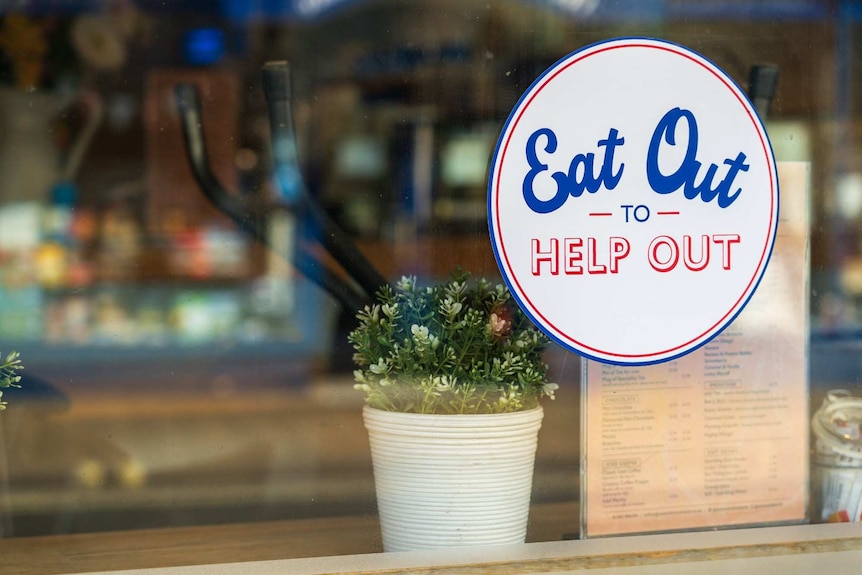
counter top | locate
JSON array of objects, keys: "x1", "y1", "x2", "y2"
[
  {"x1": 1, "y1": 502, "x2": 578, "y2": 574},
  {"x1": 5, "y1": 505, "x2": 862, "y2": 575}
]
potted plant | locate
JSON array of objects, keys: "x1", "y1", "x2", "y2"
[
  {"x1": 0, "y1": 351, "x2": 23, "y2": 410},
  {"x1": 349, "y1": 272, "x2": 557, "y2": 551}
]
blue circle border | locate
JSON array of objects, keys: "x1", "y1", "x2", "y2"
[{"x1": 486, "y1": 36, "x2": 780, "y2": 366}]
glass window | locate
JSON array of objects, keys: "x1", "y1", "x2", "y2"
[{"x1": 0, "y1": 0, "x2": 858, "y2": 572}]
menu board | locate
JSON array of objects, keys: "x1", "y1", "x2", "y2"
[{"x1": 581, "y1": 162, "x2": 810, "y2": 537}]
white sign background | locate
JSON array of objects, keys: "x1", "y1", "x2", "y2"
[{"x1": 488, "y1": 38, "x2": 778, "y2": 365}]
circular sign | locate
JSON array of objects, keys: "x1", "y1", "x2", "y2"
[{"x1": 488, "y1": 37, "x2": 778, "y2": 365}]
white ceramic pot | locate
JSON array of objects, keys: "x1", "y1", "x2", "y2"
[{"x1": 362, "y1": 405, "x2": 544, "y2": 551}]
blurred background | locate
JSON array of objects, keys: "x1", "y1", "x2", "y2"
[{"x1": 0, "y1": 0, "x2": 856, "y2": 544}]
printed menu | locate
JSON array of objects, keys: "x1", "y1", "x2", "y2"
[{"x1": 581, "y1": 162, "x2": 810, "y2": 537}]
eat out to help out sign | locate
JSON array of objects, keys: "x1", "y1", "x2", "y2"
[{"x1": 488, "y1": 38, "x2": 778, "y2": 366}]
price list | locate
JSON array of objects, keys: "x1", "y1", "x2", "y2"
[{"x1": 582, "y1": 162, "x2": 810, "y2": 537}]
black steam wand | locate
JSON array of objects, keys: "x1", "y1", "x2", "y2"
[
  {"x1": 260, "y1": 61, "x2": 389, "y2": 303},
  {"x1": 174, "y1": 77, "x2": 385, "y2": 312}
]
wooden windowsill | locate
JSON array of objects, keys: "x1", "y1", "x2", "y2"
[
  {"x1": 3, "y1": 507, "x2": 862, "y2": 575},
  {"x1": 1, "y1": 502, "x2": 577, "y2": 575}
]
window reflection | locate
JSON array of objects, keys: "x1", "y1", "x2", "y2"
[{"x1": 0, "y1": 0, "x2": 853, "y2": 558}]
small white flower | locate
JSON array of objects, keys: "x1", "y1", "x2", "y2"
[
  {"x1": 381, "y1": 303, "x2": 398, "y2": 318},
  {"x1": 353, "y1": 369, "x2": 367, "y2": 383},
  {"x1": 542, "y1": 383, "x2": 559, "y2": 399},
  {"x1": 433, "y1": 375, "x2": 452, "y2": 391},
  {"x1": 369, "y1": 358, "x2": 389, "y2": 374},
  {"x1": 397, "y1": 276, "x2": 415, "y2": 291},
  {"x1": 411, "y1": 324, "x2": 429, "y2": 340},
  {"x1": 440, "y1": 297, "x2": 463, "y2": 319},
  {"x1": 357, "y1": 304, "x2": 380, "y2": 324}
]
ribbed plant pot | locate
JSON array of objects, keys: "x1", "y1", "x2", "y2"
[{"x1": 362, "y1": 405, "x2": 544, "y2": 552}]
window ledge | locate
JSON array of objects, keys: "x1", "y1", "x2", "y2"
[{"x1": 7, "y1": 518, "x2": 862, "y2": 575}]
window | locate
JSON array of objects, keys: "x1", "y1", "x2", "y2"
[{"x1": 0, "y1": 1, "x2": 858, "y2": 572}]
